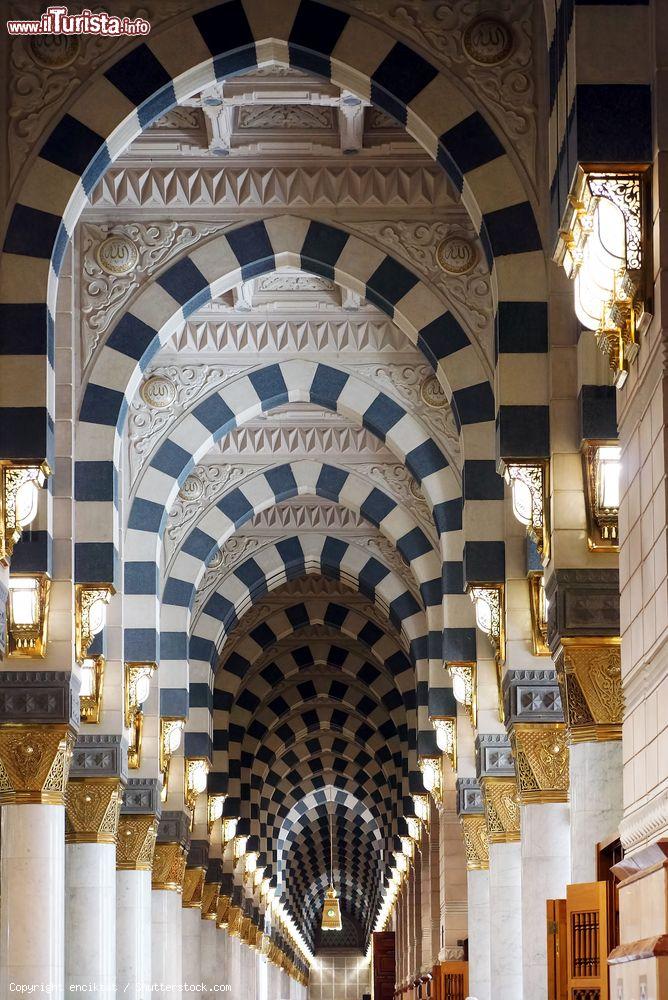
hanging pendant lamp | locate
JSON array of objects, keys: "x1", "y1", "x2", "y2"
[{"x1": 321, "y1": 808, "x2": 342, "y2": 931}]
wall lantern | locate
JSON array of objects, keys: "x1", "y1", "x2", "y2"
[
  {"x1": 503, "y1": 463, "x2": 549, "y2": 560},
  {"x1": 79, "y1": 655, "x2": 105, "y2": 722},
  {"x1": 159, "y1": 717, "x2": 185, "y2": 800},
  {"x1": 412, "y1": 793, "x2": 430, "y2": 824},
  {"x1": 582, "y1": 442, "x2": 621, "y2": 550},
  {"x1": 208, "y1": 793, "x2": 226, "y2": 833},
  {"x1": 0, "y1": 462, "x2": 48, "y2": 565},
  {"x1": 7, "y1": 574, "x2": 50, "y2": 657},
  {"x1": 555, "y1": 168, "x2": 648, "y2": 388},
  {"x1": 468, "y1": 586, "x2": 505, "y2": 663},
  {"x1": 124, "y1": 661, "x2": 156, "y2": 768},
  {"x1": 406, "y1": 816, "x2": 422, "y2": 843},
  {"x1": 418, "y1": 756, "x2": 442, "y2": 805},
  {"x1": 430, "y1": 716, "x2": 457, "y2": 770},
  {"x1": 222, "y1": 816, "x2": 239, "y2": 846},
  {"x1": 184, "y1": 756, "x2": 209, "y2": 814},
  {"x1": 447, "y1": 662, "x2": 477, "y2": 728},
  {"x1": 234, "y1": 835, "x2": 249, "y2": 860},
  {"x1": 528, "y1": 574, "x2": 550, "y2": 656},
  {"x1": 75, "y1": 584, "x2": 114, "y2": 662}
]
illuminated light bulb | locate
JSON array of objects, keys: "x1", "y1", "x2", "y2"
[
  {"x1": 452, "y1": 672, "x2": 467, "y2": 705},
  {"x1": 15, "y1": 479, "x2": 40, "y2": 528},
  {"x1": 9, "y1": 577, "x2": 39, "y2": 626},
  {"x1": 406, "y1": 817, "x2": 421, "y2": 842},
  {"x1": 79, "y1": 658, "x2": 97, "y2": 698},
  {"x1": 473, "y1": 595, "x2": 492, "y2": 634},
  {"x1": 134, "y1": 672, "x2": 151, "y2": 706},
  {"x1": 421, "y1": 761, "x2": 436, "y2": 792},
  {"x1": 88, "y1": 596, "x2": 108, "y2": 637},
  {"x1": 413, "y1": 795, "x2": 429, "y2": 822},
  {"x1": 510, "y1": 477, "x2": 533, "y2": 526},
  {"x1": 597, "y1": 445, "x2": 621, "y2": 509},
  {"x1": 209, "y1": 795, "x2": 225, "y2": 824}
]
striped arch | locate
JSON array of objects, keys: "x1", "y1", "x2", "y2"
[
  {"x1": 2, "y1": 0, "x2": 547, "y2": 486},
  {"x1": 74, "y1": 221, "x2": 499, "y2": 584},
  {"x1": 275, "y1": 791, "x2": 385, "y2": 946},
  {"x1": 123, "y1": 361, "x2": 460, "y2": 658},
  {"x1": 161, "y1": 458, "x2": 441, "y2": 636},
  {"x1": 183, "y1": 535, "x2": 430, "y2": 757}
]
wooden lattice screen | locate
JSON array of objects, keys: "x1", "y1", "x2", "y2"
[
  {"x1": 432, "y1": 961, "x2": 468, "y2": 1000},
  {"x1": 566, "y1": 881, "x2": 609, "y2": 1000}
]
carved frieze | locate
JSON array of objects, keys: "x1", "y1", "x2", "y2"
[
  {"x1": 89, "y1": 164, "x2": 454, "y2": 209},
  {"x1": 80, "y1": 221, "x2": 235, "y2": 372},
  {"x1": 237, "y1": 105, "x2": 335, "y2": 130},
  {"x1": 171, "y1": 318, "x2": 408, "y2": 354}
]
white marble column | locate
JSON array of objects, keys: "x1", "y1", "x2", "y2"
[
  {"x1": 489, "y1": 841, "x2": 523, "y2": 1000},
  {"x1": 182, "y1": 905, "x2": 202, "y2": 988},
  {"x1": 0, "y1": 803, "x2": 65, "y2": 999},
  {"x1": 117, "y1": 869, "x2": 152, "y2": 998},
  {"x1": 467, "y1": 868, "x2": 491, "y2": 1000},
  {"x1": 152, "y1": 888, "x2": 183, "y2": 987},
  {"x1": 65, "y1": 842, "x2": 116, "y2": 993},
  {"x1": 570, "y1": 740, "x2": 623, "y2": 882},
  {"x1": 201, "y1": 915, "x2": 218, "y2": 989},
  {"x1": 521, "y1": 802, "x2": 571, "y2": 1000},
  {"x1": 216, "y1": 924, "x2": 232, "y2": 989}
]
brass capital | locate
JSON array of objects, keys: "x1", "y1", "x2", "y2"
[
  {"x1": 183, "y1": 866, "x2": 205, "y2": 908},
  {"x1": 66, "y1": 777, "x2": 122, "y2": 844},
  {"x1": 201, "y1": 882, "x2": 220, "y2": 920},
  {"x1": 152, "y1": 842, "x2": 187, "y2": 892},
  {"x1": 227, "y1": 904, "x2": 243, "y2": 936},
  {"x1": 0, "y1": 724, "x2": 74, "y2": 805},
  {"x1": 216, "y1": 894, "x2": 231, "y2": 928},
  {"x1": 460, "y1": 814, "x2": 489, "y2": 870},
  {"x1": 116, "y1": 814, "x2": 158, "y2": 871},
  {"x1": 511, "y1": 723, "x2": 569, "y2": 804},
  {"x1": 557, "y1": 637, "x2": 623, "y2": 742},
  {"x1": 481, "y1": 776, "x2": 521, "y2": 843}
]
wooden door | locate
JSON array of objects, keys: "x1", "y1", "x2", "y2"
[
  {"x1": 547, "y1": 898, "x2": 568, "y2": 1000},
  {"x1": 432, "y1": 962, "x2": 468, "y2": 1000},
  {"x1": 566, "y1": 881, "x2": 609, "y2": 1000},
  {"x1": 373, "y1": 931, "x2": 396, "y2": 1000}
]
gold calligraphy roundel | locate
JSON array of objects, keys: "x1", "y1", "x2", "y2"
[{"x1": 96, "y1": 235, "x2": 139, "y2": 276}]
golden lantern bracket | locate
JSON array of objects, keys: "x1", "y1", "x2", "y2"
[
  {"x1": 430, "y1": 715, "x2": 457, "y2": 771},
  {"x1": 79, "y1": 654, "x2": 105, "y2": 722},
  {"x1": 468, "y1": 585, "x2": 505, "y2": 665},
  {"x1": 502, "y1": 461, "x2": 549, "y2": 562},
  {"x1": 124, "y1": 661, "x2": 156, "y2": 769},
  {"x1": 6, "y1": 572, "x2": 50, "y2": 658},
  {"x1": 418, "y1": 755, "x2": 443, "y2": 806},
  {"x1": 184, "y1": 756, "x2": 209, "y2": 817},
  {"x1": 527, "y1": 574, "x2": 550, "y2": 656},
  {"x1": 0, "y1": 461, "x2": 49, "y2": 566},
  {"x1": 208, "y1": 793, "x2": 226, "y2": 834},
  {"x1": 159, "y1": 717, "x2": 185, "y2": 801},
  {"x1": 75, "y1": 584, "x2": 115, "y2": 663},
  {"x1": 446, "y1": 661, "x2": 477, "y2": 729},
  {"x1": 554, "y1": 167, "x2": 650, "y2": 389},
  {"x1": 582, "y1": 440, "x2": 621, "y2": 551}
]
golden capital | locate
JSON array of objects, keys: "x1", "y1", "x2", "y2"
[
  {"x1": 66, "y1": 777, "x2": 122, "y2": 844},
  {"x1": 216, "y1": 893, "x2": 231, "y2": 928},
  {"x1": 460, "y1": 814, "x2": 489, "y2": 870},
  {"x1": 202, "y1": 882, "x2": 220, "y2": 921},
  {"x1": 116, "y1": 814, "x2": 158, "y2": 871},
  {"x1": 0, "y1": 724, "x2": 74, "y2": 805},
  {"x1": 511, "y1": 723, "x2": 569, "y2": 804},
  {"x1": 183, "y1": 866, "x2": 205, "y2": 908},
  {"x1": 481, "y1": 776, "x2": 521, "y2": 843},
  {"x1": 557, "y1": 638, "x2": 623, "y2": 742},
  {"x1": 152, "y1": 842, "x2": 187, "y2": 892},
  {"x1": 227, "y1": 904, "x2": 243, "y2": 937}
]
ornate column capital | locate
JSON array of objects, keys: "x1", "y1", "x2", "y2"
[
  {"x1": 183, "y1": 866, "x2": 205, "y2": 908},
  {"x1": 545, "y1": 568, "x2": 620, "y2": 651},
  {"x1": 201, "y1": 881, "x2": 220, "y2": 921},
  {"x1": 502, "y1": 669, "x2": 564, "y2": 725},
  {"x1": 117, "y1": 777, "x2": 161, "y2": 871},
  {"x1": 0, "y1": 723, "x2": 74, "y2": 805},
  {"x1": 66, "y1": 778, "x2": 122, "y2": 844},
  {"x1": 557, "y1": 637, "x2": 623, "y2": 742},
  {"x1": 116, "y1": 814, "x2": 158, "y2": 871},
  {"x1": 460, "y1": 814, "x2": 489, "y2": 870},
  {"x1": 216, "y1": 894, "x2": 231, "y2": 928},
  {"x1": 152, "y1": 810, "x2": 190, "y2": 892},
  {"x1": 0, "y1": 670, "x2": 80, "y2": 728},
  {"x1": 510, "y1": 724, "x2": 569, "y2": 804},
  {"x1": 475, "y1": 734, "x2": 520, "y2": 842}
]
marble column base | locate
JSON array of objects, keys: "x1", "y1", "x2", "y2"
[
  {"x1": 520, "y1": 802, "x2": 571, "y2": 1000},
  {"x1": 151, "y1": 889, "x2": 182, "y2": 988},
  {"x1": 467, "y1": 868, "x2": 491, "y2": 1000},
  {"x1": 66, "y1": 842, "x2": 116, "y2": 993},
  {"x1": 201, "y1": 917, "x2": 218, "y2": 989},
  {"x1": 570, "y1": 740, "x2": 623, "y2": 883},
  {"x1": 489, "y1": 841, "x2": 523, "y2": 1000},
  {"x1": 216, "y1": 927, "x2": 232, "y2": 990},
  {"x1": 117, "y1": 869, "x2": 151, "y2": 999},
  {"x1": 182, "y1": 906, "x2": 202, "y2": 987},
  {"x1": 0, "y1": 804, "x2": 65, "y2": 1000}
]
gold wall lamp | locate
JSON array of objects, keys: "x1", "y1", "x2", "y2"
[
  {"x1": 503, "y1": 462, "x2": 550, "y2": 562},
  {"x1": 79, "y1": 655, "x2": 105, "y2": 722},
  {"x1": 0, "y1": 461, "x2": 48, "y2": 565},
  {"x1": 582, "y1": 441, "x2": 621, "y2": 550},
  {"x1": 418, "y1": 755, "x2": 443, "y2": 806},
  {"x1": 447, "y1": 661, "x2": 477, "y2": 728},
  {"x1": 429, "y1": 716, "x2": 457, "y2": 770},
  {"x1": 124, "y1": 661, "x2": 156, "y2": 768},
  {"x1": 159, "y1": 717, "x2": 185, "y2": 800},
  {"x1": 7, "y1": 573, "x2": 50, "y2": 657},
  {"x1": 75, "y1": 584, "x2": 115, "y2": 662},
  {"x1": 554, "y1": 167, "x2": 650, "y2": 388},
  {"x1": 184, "y1": 756, "x2": 209, "y2": 816}
]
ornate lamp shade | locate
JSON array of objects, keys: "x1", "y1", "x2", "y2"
[{"x1": 321, "y1": 886, "x2": 342, "y2": 932}]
